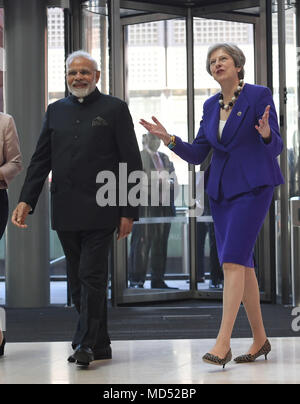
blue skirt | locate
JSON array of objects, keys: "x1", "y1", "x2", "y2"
[{"x1": 209, "y1": 185, "x2": 274, "y2": 268}]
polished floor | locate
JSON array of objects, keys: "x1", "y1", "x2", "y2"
[{"x1": 0, "y1": 337, "x2": 299, "y2": 384}]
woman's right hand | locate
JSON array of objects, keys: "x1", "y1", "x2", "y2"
[{"x1": 139, "y1": 116, "x2": 171, "y2": 145}]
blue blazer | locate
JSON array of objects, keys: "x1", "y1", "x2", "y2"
[{"x1": 172, "y1": 83, "x2": 284, "y2": 200}]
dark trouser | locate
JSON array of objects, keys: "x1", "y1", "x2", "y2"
[
  {"x1": 196, "y1": 222, "x2": 208, "y2": 279},
  {"x1": 207, "y1": 223, "x2": 223, "y2": 285},
  {"x1": 197, "y1": 221, "x2": 223, "y2": 285},
  {"x1": 0, "y1": 190, "x2": 8, "y2": 240},
  {"x1": 129, "y1": 221, "x2": 171, "y2": 284},
  {"x1": 57, "y1": 227, "x2": 115, "y2": 350}
]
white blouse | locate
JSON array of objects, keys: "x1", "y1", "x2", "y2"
[{"x1": 219, "y1": 119, "x2": 226, "y2": 140}]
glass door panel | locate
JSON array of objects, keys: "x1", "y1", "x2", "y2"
[
  {"x1": 273, "y1": 0, "x2": 299, "y2": 304},
  {"x1": 285, "y1": 5, "x2": 299, "y2": 199},
  {"x1": 124, "y1": 18, "x2": 193, "y2": 301},
  {"x1": 0, "y1": 8, "x2": 4, "y2": 301},
  {"x1": 47, "y1": 7, "x2": 68, "y2": 304},
  {"x1": 82, "y1": 3, "x2": 109, "y2": 94}
]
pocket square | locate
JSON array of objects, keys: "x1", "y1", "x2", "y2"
[{"x1": 92, "y1": 116, "x2": 108, "y2": 127}]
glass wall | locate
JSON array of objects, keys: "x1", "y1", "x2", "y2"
[
  {"x1": 48, "y1": 7, "x2": 65, "y2": 104},
  {"x1": 193, "y1": 17, "x2": 255, "y2": 291},
  {"x1": 0, "y1": 9, "x2": 3, "y2": 113},
  {"x1": 47, "y1": 7, "x2": 67, "y2": 302},
  {"x1": 0, "y1": 8, "x2": 4, "y2": 302},
  {"x1": 273, "y1": 3, "x2": 300, "y2": 198},
  {"x1": 82, "y1": 2, "x2": 109, "y2": 94},
  {"x1": 285, "y1": 6, "x2": 299, "y2": 198},
  {"x1": 272, "y1": 6, "x2": 280, "y2": 112},
  {"x1": 273, "y1": 1, "x2": 300, "y2": 302}
]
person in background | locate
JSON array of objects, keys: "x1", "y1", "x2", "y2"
[
  {"x1": 197, "y1": 191, "x2": 223, "y2": 288},
  {"x1": 11, "y1": 51, "x2": 142, "y2": 367},
  {"x1": 129, "y1": 132, "x2": 178, "y2": 289},
  {"x1": 0, "y1": 112, "x2": 22, "y2": 357},
  {"x1": 140, "y1": 43, "x2": 284, "y2": 368},
  {"x1": 196, "y1": 151, "x2": 223, "y2": 288}
]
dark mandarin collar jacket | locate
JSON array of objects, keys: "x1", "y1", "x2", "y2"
[
  {"x1": 19, "y1": 88, "x2": 143, "y2": 231},
  {"x1": 172, "y1": 83, "x2": 284, "y2": 200}
]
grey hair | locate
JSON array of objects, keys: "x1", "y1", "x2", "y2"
[
  {"x1": 206, "y1": 43, "x2": 246, "y2": 80},
  {"x1": 66, "y1": 50, "x2": 99, "y2": 71}
]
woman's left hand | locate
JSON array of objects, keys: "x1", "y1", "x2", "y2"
[{"x1": 255, "y1": 105, "x2": 271, "y2": 139}]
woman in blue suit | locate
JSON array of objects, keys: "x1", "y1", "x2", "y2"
[{"x1": 140, "y1": 43, "x2": 284, "y2": 368}]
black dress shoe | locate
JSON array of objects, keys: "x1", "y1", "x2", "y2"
[
  {"x1": 72, "y1": 345, "x2": 94, "y2": 367},
  {"x1": 151, "y1": 281, "x2": 178, "y2": 289},
  {"x1": 68, "y1": 345, "x2": 112, "y2": 363}
]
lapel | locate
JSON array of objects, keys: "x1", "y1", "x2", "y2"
[
  {"x1": 205, "y1": 85, "x2": 250, "y2": 149},
  {"x1": 205, "y1": 101, "x2": 222, "y2": 150}
]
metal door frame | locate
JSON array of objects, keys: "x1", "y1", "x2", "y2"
[{"x1": 110, "y1": 0, "x2": 275, "y2": 304}]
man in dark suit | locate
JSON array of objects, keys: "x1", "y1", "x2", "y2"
[
  {"x1": 128, "y1": 133, "x2": 178, "y2": 289},
  {"x1": 12, "y1": 51, "x2": 142, "y2": 367}
]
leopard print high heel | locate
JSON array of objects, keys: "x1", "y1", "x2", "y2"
[
  {"x1": 234, "y1": 339, "x2": 271, "y2": 363},
  {"x1": 202, "y1": 349, "x2": 232, "y2": 369}
]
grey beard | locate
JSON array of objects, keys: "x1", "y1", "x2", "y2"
[{"x1": 68, "y1": 82, "x2": 97, "y2": 98}]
